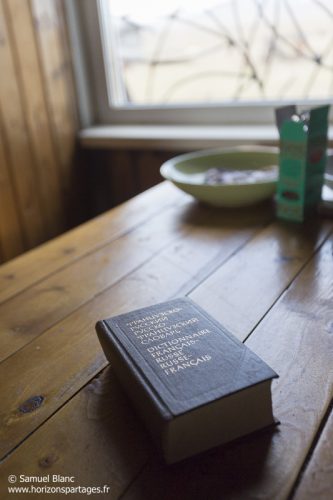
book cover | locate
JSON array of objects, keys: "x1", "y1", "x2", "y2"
[{"x1": 96, "y1": 297, "x2": 278, "y2": 463}]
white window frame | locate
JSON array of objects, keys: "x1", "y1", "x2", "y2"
[{"x1": 66, "y1": 0, "x2": 333, "y2": 141}]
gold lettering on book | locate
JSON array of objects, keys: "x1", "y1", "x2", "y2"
[
  {"x1": 125, "y1": 305, "x2": 214, "y2": 376},
  {"x1": 163, "y1": 355, "x2": 212, "y2": 375}
]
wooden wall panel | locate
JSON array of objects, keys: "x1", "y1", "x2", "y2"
[
  {"x1": 6, "y1": 0, "x2": 64, "y2": 237},
  {"x1": 87, "y1": 150, "x2": 182, "y2": 216},
  {"x1": 32, "y1": 0, "x2": 78, "y2": 196},
  {"x1": 0, "y1": 0, "x2": 45, "y2": 249},
  {"x1": 136, "y1": 151, "x2": 169, "y2": 192},
  {"x1": 0, "y1": 0, "x2": 79, "y2": 264},
  {"x1": 85, "y1": 142, "x2": 333, "y2": 217},
  {"x1": 0, "y1": 119, "x2": 24, "y2": 260}
]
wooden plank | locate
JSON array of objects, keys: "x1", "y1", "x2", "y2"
[
  {"x1": 190, "y1": 220, "x2": 333, "y2": 340},
  {"x1": 0, "y1": 367, "x2": 149, "y2": 500},
  {"x1": 0, "y1": 0, "x2": 45, "y2": 248},
  {"x1": 0, "y1": 206, "x2": 269, "y2": 459},
  {"x1": 0, "y1": 114, "x2": 24, "y2": 260},
  {"x1": 137, "y1": 151, "x2": 164, "y2": 192},
  {"x1": 31, "y1": 0, "x2": 77, "y2": 197},
  {"x1": 293, "y1": 406, "x2": 333, "y2": 500},
  {"x1": 120, "y1": 233, "x2": 333, "y2": 500},
  {"x1": 1, "y1": 231, "x2": 332, "y2": 500},
  {"x1": 0, "y1": 202, "x2": 193, "y2": 361},
  {"x1": 0, "y1": 182, "x2": 184, "y2": 304},
  {"x1": 107, "y1": 151, "x2": 139, "y2": 206},
  {"x1": 0, "y1": 236, "x2": 3, "y2": 264},
  {"x1": 86, "y1": 150, "x2": 113, "y2": 215},
  {"x1": 5, "y1": 0, "x2": 64, "y2": 238},
  {"x1": 52, "y1": 0, "x2": 84, "y2": 227}
]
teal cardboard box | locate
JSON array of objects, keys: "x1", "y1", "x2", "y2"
[{"x1": 275, "y1": 105, "x2": 330, "y2": 222}]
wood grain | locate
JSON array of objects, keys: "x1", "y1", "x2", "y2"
[
  {"x1": 87, "y1": 150, "x2": 180, "y2": 214},
  {"x1": 107, "y1": 151, "x2": 139, "y2": 206},
  {"x1": 31, "y1": 0, "x2": 77, "y2": 196},
  {"x1": 0, "y1": 204, "x2": 268, "y2": 459},
  {"x1": 1, "y1": 180, "x2": 332, "y2": 500},
  {"x1": 293, "y1": 405, "x2": 333, "y2": 500},
  {"x1": 0, "y1": 202, "x2": 191, "y2": 361},
  {"x1": 122, "y1": 234, "x2": 333, "y2": 500},
  {"x1": 1, "y1": 222, "x2": 332, "y2": 500},
  {"x1": 136, "y1": 151, "x2": 164, "y2": 192},
  {"x1": 0, "y1": 367, "x2": 151, "y2": 500},
  {"x1": 0, "y1": 0, "x2": 79, "y2": 263},
  {"x1": 0, "y1": 0, "x2": 45, "y2": 247},
  {"x1": 5, "y1": 0, "x2": 64, "y2": 238},
  {"x1": 190, "y1": 219, "x2": 332, "y2": 340},
  {"x1": 0, "y1": 182, "x2": 183, "y2": 304},
  {"x1": 0, "y1": 115, "x2": 24, "y2": 260}
]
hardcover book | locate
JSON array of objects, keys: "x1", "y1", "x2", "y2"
[{"x1": 96, "y1": 298, "x2": 278, "y2": 463}]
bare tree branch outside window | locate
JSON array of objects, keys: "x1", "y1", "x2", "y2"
[{"x1": 104, "y1": 0, "x2": 333, "y2": 105}]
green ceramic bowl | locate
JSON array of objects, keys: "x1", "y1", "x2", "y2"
[{"x1": 160, "y1": 146, "x2": 279, "y2": 207}]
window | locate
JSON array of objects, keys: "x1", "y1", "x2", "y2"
[{"x1": 71, "y1": 0, "x2": 333, "y2": 126}]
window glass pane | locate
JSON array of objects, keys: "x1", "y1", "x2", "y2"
[{"x1": 102, "y1": 0, "x2": 333, "y2": 106}]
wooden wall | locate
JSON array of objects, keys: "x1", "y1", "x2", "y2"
[
  {"x1": 85, "y1": 141, "x2": 333, "y2": 217},
  {"x1": 86, "y1": 149, "x2": 179, "y2": 216},
  {"x1": 0, "y1": 0, "x2": 79, "y2": 264}
]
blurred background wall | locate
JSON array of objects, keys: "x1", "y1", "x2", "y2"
[{"x1": 0, "y1": 0, "x2": 81, "y2": 264}]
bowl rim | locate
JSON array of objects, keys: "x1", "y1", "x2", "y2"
[{"x1": 160, "y1": 145, "x2": 279, "y2": 188}]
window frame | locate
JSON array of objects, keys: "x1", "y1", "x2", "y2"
[{"x1": 67, "y1": 0, "x2": 333, "y2": 129}]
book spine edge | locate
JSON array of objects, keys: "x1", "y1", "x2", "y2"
[{"x1": 95, "y1": 320, "x2": 171, "y2": 452}]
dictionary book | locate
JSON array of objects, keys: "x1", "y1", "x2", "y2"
[{"x1": 96, "y1": 298, "x2": 278, "y2": 464}]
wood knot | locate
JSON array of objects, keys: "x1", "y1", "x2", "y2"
[
  {"x1": 3, "y1": 273, "x2": 15, "y2": 280},
  {"x1": 63, "y1": 247, "x2": 75, "y2": 255},
  {"x1": 39, "y1": 454, "x2": 58, "y2": 468},
  {"x1": 19, "y1": 395, "x2": 45, "y2": 414}
]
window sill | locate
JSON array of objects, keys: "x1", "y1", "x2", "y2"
[
  {"x1": 79, "y1": 125, "x2": 279, "y2": 151},
  {"x1": 79, "y1": 124, "x2": 333, "y2": 151}
]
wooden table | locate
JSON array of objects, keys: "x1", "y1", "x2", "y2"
[{"x1": 0, "y1": 182, "x2": 332, "y2": 500}]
